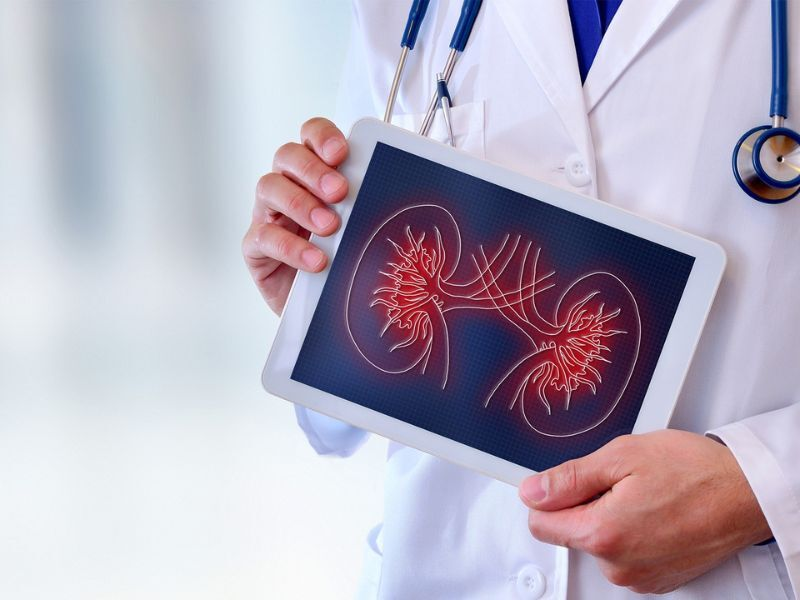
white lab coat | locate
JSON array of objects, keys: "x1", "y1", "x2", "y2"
[{"x1": 294, "y1": 1, "x2": 800, "y2": 598}]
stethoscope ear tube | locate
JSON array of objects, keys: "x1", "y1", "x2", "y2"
[
  {"x1": 385, "y1": 0, "x2": 432, "y2": 123},
  {"x1": 450, "y1": 0, "x2": 483, "y2": 52},
  {"x1": 402, "y1": 0, "x2": 431, "y2": 50}
]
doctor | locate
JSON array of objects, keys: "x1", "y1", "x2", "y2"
[{"x1": 244, "y1": 1, "x2": 799, "y2": 598}]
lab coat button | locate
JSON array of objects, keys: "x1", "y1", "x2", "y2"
[
  {"x1": 565, "y1": 153, "x2": 592, "y2": 187},
  {"x1": 515, "y1": 564, "x2": 546, "y2": 599}
]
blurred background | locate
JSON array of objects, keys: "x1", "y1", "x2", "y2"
[{"x1": 0, "y1": 1, "x2": 386, "y2": 598}]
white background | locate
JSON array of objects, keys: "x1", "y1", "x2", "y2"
[{"x1": 0, "y1": 1, "x2": 386, "y2": 598}]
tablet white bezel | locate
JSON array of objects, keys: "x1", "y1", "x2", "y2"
[{"x1": 262, "y1": 118, "x2": 726, "y2": 486}]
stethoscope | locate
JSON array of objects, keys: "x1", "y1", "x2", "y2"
[
  {"x1": 383, "y1": 0, "x2": 482, "y2": 140},
  {"x1": 732, "y1": 0, "x2": 800, "y2": 203},
  {"x1": 387, "y1": 0, "x2": 800, "y2": 204}
]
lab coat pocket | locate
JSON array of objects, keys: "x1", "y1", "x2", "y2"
[
  {"x1": 737, "y1": 544, "x2": 793, "y2": 600},
  {"x1": 390, "y1": 100, "x2": 486, "y2": 159},
  {"x1": 354, "y1": 523, "x2": 383, "y2": 600}
]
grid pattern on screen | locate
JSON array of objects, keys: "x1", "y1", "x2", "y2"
[{"x1": 292, "y1": 143, "x2": 695, "y2": 471}]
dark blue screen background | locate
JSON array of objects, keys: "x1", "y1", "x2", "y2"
[{"x1": 292, "y1": 143, "x2": 694, "y2": 471}]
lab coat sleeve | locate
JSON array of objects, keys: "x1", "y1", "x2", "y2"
[
  {"x1": 294, "y1": 404, "x2": 369, "y2": 457},
  {"x1": 708, "y1": 403, "x2": 800, "y2": 597},
  {"x1": 292, "y1": 2, "x2": 377, "y2": 459}
]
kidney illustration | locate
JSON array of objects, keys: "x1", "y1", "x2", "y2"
[{"x1": 345, "y1": 204, "x2": 641, "y2": 437}]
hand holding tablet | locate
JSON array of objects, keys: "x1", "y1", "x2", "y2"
[
  {"x1": 263, "y1": 118, "x2": 725, "y2": 485},
  {"x1": 243, "y1": 118, "x2": 349, "y2": 314}
]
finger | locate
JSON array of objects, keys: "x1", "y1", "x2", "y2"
[
  {"x1": 527, "y1": 504, "x2": 596, "y2": 550},
  {"x1": 242, "y1": 219, "x2": 307, "y2": 315},
  {"x1": 519, "y1": 436, "x2": 632, "y2": 511},
  {"x1": 271, "y1": 142, "x2": 348, "y2": 204},
  {"x1": 255, "y1": 172, "x2": 340, "y2": 235},
  {"x1": 243, "y1": 222, "x2": 327, "y2": 274},
  {"x1": 300, "y1": 117, "x2": 348, "y2": 167},
  {"x1": 262, "y1": 264, "x2": 299, "y2": 315}
]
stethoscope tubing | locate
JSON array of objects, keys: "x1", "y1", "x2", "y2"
[
  {"x1": 384, "y1": 0, "x2": 482, "y2": 127},
  {"x1": 384, "y1": 0, "x2": 431, "y2": 123},
  {"x1": 771, "y1": 0, "x2": 789, "y2": 118}
]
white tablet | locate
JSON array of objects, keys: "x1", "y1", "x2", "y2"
[{"x1": 263, "y1": 118, "x2": 726, "y2": 486}]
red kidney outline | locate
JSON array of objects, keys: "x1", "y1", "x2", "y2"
[{"x1": 344, "y1": 204, "x2": 641, "y2": 437}]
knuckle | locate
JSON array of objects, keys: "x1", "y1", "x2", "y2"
[
  {"x1": 300, "y1": 117, "x2": 326, "y2": 142},
  {"x1": 252, "y1": 223, "x2": 269, "y2": 248},
  {"x1": 273, "y1": 233, "x2": 294, "y2": 261},
  {"x1": 603, "y1": 565, "x2": 635, "y2": 588},
  {"x1": 527, "y1": 512, "x2": 569, "y2": 547},
  {"x1": 628, "y1": 584, "x2": 656, "y2": 595},
  {"x1": 297, "y1": 155, "x2": 320, "y2": 182},
  {"x1": 241, "y1": 224, "x2": 254, "y2": 253},
  {"x1": 302, "y1": 116, "x2": 329, "y2": 133},
  {"x1": 274, "y1": 141, "x2": 298, "y2": 160},
  {"x1": 551, "y1": 460, "x2": 579, "y2": 496},
  {"x1": 244, "y1": 223, "x2": 273, "y2": 263},
  {"x1": 301, "y1": 117, "x2": 342, "y2": 151},
  {"x1": 256, "y1": 172, "x2": 279, "y2": 199},
  {"x1": 252, "y1": 224, "x2": 280, "y2": 257},
  {"x1": 604, "y1": 435, "x2": 633, "y2": 472},
  {"x1": 303, "y1": 116, "x2": 324, "y2": 128},
  {"x1": 608, "y1": 434, "x2": 635, "y2": 454},
  {"x1": 583, "y1": 522, "x2": 621, "y2": 559},
  {"x1": 583, "y1": 530, "x2": 604, "y2": 556},
  {"x1": 284, "y1": 187, "x2": 310, "y2": 217}
]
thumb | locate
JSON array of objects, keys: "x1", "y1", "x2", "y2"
[{"x1": 519, "y1": 439, "x2": 630, "y2": 511}]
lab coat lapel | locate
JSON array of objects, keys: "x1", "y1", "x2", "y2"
[
  {"x1": 493, "y1": 0, "x2": 591, "y2": 159},
  {"x1": 583, "y1": 0, "x2": 686, "y2": 112}
]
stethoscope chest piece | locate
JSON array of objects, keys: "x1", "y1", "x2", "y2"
[{"x1": 733, "y1": 125, "x2": 800, "y2": 203}]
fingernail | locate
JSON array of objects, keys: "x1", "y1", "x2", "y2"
[
  {"x1": 310, "y1": 207, "x2": 336, "y2": 230},
  {"x1": 301, "y1": 247, "x2": 325, "y2": 269},
  {"x1": 322, "y1": 138, "x2": 345, "y2": 162},
  {"x1": 320, "y1": 172, "x2": 345, "y2": 196},
  {"x1": 521, "y1": 475, "x2": 547, "y2": 504}
]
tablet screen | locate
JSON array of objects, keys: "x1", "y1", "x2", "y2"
[{"x1": 292, "y1": 143, "x2": 694, "y2": 471}]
